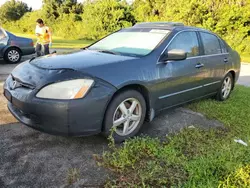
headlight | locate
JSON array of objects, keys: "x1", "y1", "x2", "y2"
[{"x1": 36, "y1": 79, "x2": 94, "y2": 100}]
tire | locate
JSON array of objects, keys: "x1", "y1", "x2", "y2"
[
  {"x1": 216, "y1": 72, "x2": 233, "y2": 101},
  {"x1": 103, "y1": 90, "x2": 146, "y2": 143},
  {"x1": 4, "y1": 48, "x2": 22, "y2": 64}
]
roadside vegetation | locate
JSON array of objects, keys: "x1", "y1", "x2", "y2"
[
  {"x1": 95, "y1": 86, "x2": 250, "y2": 187},
  {"x1": 241, "y1": 55, "x2": 250, "y2": 63},
  {"x1": 13, "y1": 33, "x2": 93, "y2": 49},
  {"x1": 0, "y1": 0, "x2": 249, "y2": 58}
]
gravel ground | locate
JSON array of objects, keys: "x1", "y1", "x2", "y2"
[{"x1": 0, "y1": 107, "x2": 223, "y2": 187}]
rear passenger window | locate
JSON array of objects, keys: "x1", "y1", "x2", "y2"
[
  {"x1": 219, "y1": 40, "x2": 228, "y2": 53},
  {"x1": 200, "y1": 32, "x2": 221, "y2": 55},
  {"x1": 167, "y1": 31, "x2": 199, "y2": 58}
]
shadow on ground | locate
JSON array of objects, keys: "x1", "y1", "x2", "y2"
[{"x1": 0, "y1": 107, "x2": 223, "y2": 187}]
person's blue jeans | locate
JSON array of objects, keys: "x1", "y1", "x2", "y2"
[{"x1": 36, "y1": 43, "x2": 50, "y2": 57}]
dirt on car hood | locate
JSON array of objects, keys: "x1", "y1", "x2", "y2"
[{"x1": 29, "y1": 50, "x2": 136, "y2": 71}]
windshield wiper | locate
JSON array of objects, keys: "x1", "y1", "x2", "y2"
[
  {"x1": 81, "y1": 47, "x2": 89, "y2": 50},
  {"x1": 97, "y1": 50, "x2": 119, "y2": 55}
]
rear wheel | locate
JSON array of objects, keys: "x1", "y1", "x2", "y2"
[
  {"x1": 216, "y1": 73, "x2": 233, "y2": 101},
  {"x1": 103, "y1": 90, "x2": 146, "y2": 143},
  {"x1": 4, "y1": 48, "x2": 21, "y2": 64}
]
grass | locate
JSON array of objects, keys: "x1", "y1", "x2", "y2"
[
  {"x1": 96, "y1": 86, "x2": 250, "y2": 187},
  {"x1": 0, "y1": 83, "x2": 17, "y2": 125},
  {"x1": 14, "y1": 33, "x2": 94, "y2": 49},
  {"x1": 241, "y1": 55, "x2": 250, "y2": 63},
  {"x1": 67, "y1": 168, "x2": 80, "y2": 185}
]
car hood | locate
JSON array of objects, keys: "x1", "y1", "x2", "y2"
[{"x1": 29, "y1": 50, "x2": 137, "y2": 70}]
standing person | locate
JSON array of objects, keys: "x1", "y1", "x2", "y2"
[{"x1": 35, "y1": 18, "x2": 52, "y2": 57}]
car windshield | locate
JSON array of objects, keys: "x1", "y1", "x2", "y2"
[{"x1": 88, "y1": 29, "x2": 171, "y2": 57}]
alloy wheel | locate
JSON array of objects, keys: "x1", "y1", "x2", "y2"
[
  {"x1": 8, "y1": 50, "x2": 20, "y2": 62},
  {"x1": 222, "y1": 76, "x2": 232, "y2": 99},
  {"x1": 112, "y1": 98, "x2": 142, "y2": 136}
]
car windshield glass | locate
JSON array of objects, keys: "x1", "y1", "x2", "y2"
[{"x1": 88, "y1": 29, "x2": 171, "y2": 56}]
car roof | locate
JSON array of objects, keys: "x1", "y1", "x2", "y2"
[{"x1": 131, "y1": 22, "x2": 210, "y2": 33}]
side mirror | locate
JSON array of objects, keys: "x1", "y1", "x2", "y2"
[{"x1": 161, "y1": 49, "x2": 187, "y2": 62}]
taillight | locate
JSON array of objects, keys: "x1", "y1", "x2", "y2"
[{"x1": 31, "y1": 42, "x2": 34, "y2": 46}]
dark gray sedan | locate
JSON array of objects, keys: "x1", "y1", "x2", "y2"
[
  {"x1": 0, "y1": 27, "x2": 35, "y2": 63},
  {"x1": 3, "y1": 22, "x2": 241, "y2": 142}
]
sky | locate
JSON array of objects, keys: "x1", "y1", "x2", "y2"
[{"x1": 0, "y1": 0, "x2": 85, "y2": 10}]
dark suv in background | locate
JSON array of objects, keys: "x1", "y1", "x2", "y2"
[{"x1": 4, "y1": 22, "x2": 241, "y2": 142}]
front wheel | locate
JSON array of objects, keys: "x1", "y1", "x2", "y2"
[
  {"x1": 103, "y1": 90, "x2": 146, "y2": 143},
  {"x1": 216, "y1": 73, "x2": 233, "y2": 101},
  {"x1": 4, "y1": 48, "x2": 22, "y2": 64}
]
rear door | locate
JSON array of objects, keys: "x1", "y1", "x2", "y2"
[
  {"x1": 155, "y1": 31, "x2": 206, "y2": 109},
  {"x1": 198, "y1": 32, "x2": 228, "y2": 94}
]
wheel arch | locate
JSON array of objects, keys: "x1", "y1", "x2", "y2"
[
  {"x1": 4, "y1": 46, "x2": 23, "y2": 56},
  {"x1": 227, "y1": 70, "x2": 236, "y2": 90},
  {"x1": 101, "y1": 83, "x2": 153, "y2": 131}
]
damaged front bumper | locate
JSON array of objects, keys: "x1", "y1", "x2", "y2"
[{"x1": 3, "y1": 61, "x2": 116, "y2": 136}]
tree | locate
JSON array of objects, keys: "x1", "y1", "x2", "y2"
[
  {"x1": 60, "y1": 0, "x2": 78, "y2": 14},
  {"x1": 42, "y1": 0, "x2": 81, "y2": 19},
  {"x1": 0, "y1": 0, "x2": 31, "y2": 24},
  {"x1": 1, "y1": 0, "x2": 249, "y2": 55},
  {"x1": 131, "y1": 0, "x2": 166, "y2": 22},
  {"x1": 81, "y1": 0, "x2": 136, "y2": 39},
  {"x1": 42, "y1": 0, "x2": 62, "y2": 19}
]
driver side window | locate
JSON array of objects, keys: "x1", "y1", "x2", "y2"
[{"x1": 167, "y1": 31, "x2": 199, "y2": 58}]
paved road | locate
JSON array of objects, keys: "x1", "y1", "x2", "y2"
[
  {"x1": 238, "y1": 63, "x2": 250, "y2": 87},
  {"x1": 0, "y1": 49, "x2": 72, "y2": 81}
]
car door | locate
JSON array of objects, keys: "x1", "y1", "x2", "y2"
[
  {"x1": 155, "y1": 31, "x2": 205, "y2": 110},
  {"x1": 198, "y1": 32, "x2": 228, "y2": 94}
]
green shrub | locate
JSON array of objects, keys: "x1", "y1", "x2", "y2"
[
  {"x1": 2, "y1": 0, "x2": 250, "y2": 55},
  {"x1": 218, "y1": 165, "x2": 250, "y2": 188}
]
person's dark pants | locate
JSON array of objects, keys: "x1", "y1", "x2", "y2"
[{"x1": 36, "y1": 43, "x2": 50, "y2": 57}]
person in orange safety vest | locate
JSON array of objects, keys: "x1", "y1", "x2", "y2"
[{"x1": 35, "y1": 18, "x2": 52, "y2": 57}]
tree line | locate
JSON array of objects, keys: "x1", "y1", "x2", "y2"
[{"x1": 0, "y1": 0, "x2": 249, "y2": 55}]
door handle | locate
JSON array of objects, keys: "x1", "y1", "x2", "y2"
[
  {"x1": 195, "y1": 63, "x2": 204, "y2": 68},
  {"x1": 224, "y1": 58, "x2": 228, "y2": 63}
]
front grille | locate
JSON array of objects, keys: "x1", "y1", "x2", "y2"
[{"x1": 10, "y1": 75, "x2": 35, "y2": 90}]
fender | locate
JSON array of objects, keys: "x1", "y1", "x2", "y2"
[
  {"x1": 2, "y1": 45, "x2": 23, "y2": 56},
  {"x1": 115, "y1": 80, "x2": 156, "y2": 121}
]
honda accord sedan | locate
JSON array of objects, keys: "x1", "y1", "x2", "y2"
[
  {"x1": 3, "y1": 22, "x2": 241, "y2": 142},
  {"x1": 0, "y1": 27, "x2": 35, "y2": 63}
]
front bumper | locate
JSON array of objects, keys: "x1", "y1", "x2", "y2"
[{"x1": 4, "y1": 75, "x2": 116, "y2": 136}]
